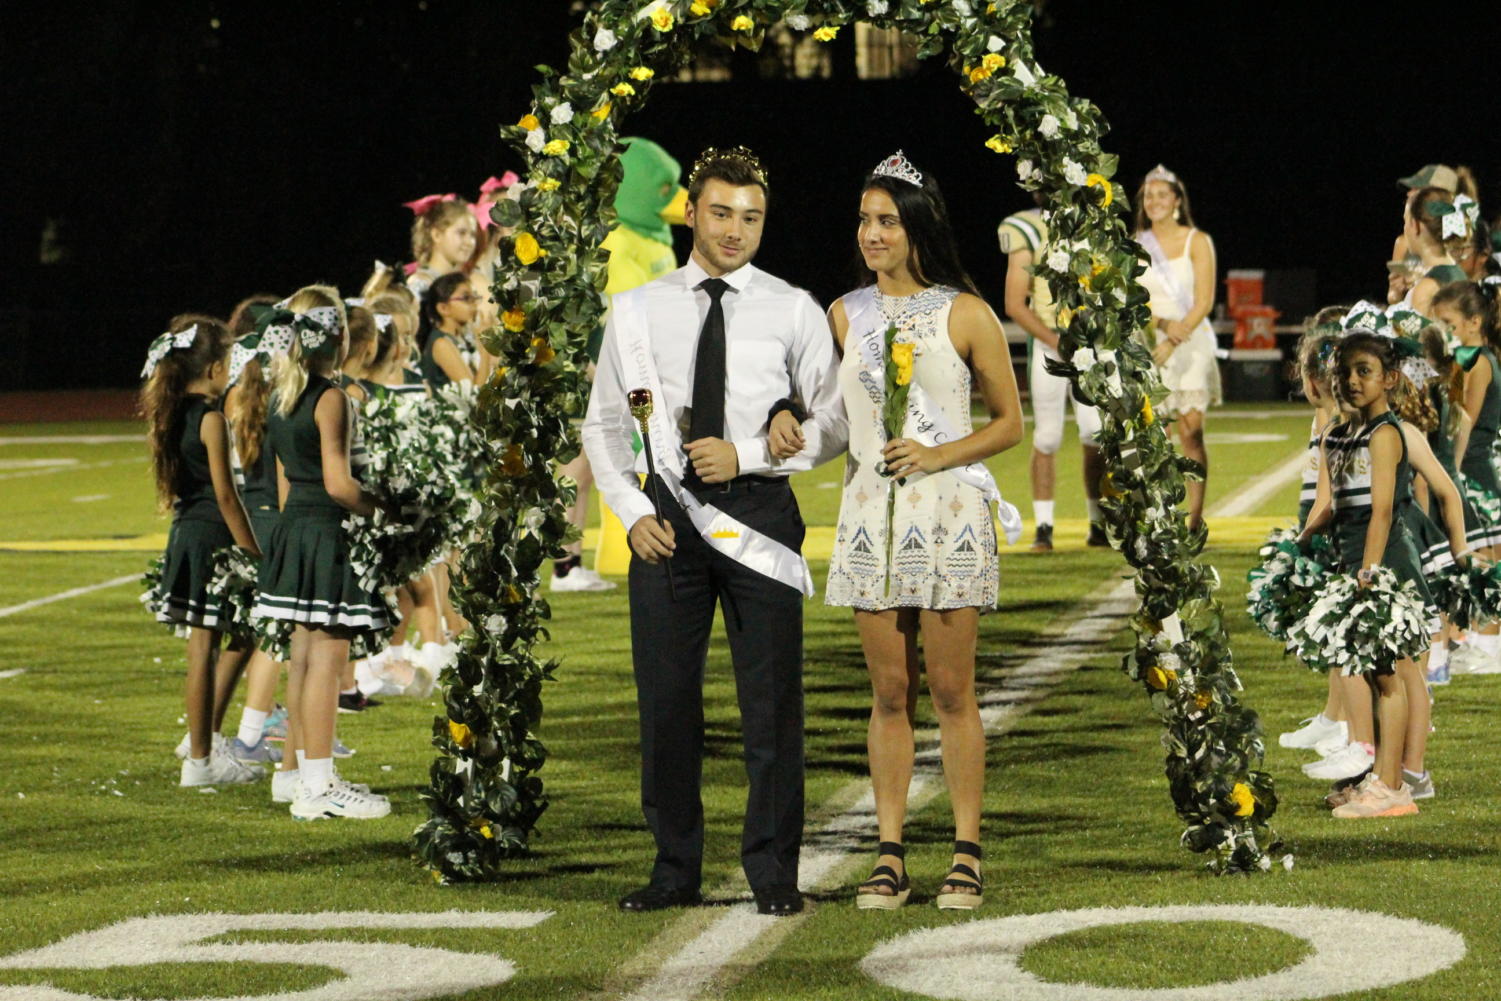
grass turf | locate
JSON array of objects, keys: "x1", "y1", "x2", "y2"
[{"x1": 2, "y1": 405, "x2": 1498, "y2": 1000}]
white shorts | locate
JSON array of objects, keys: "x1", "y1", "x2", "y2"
[{"x1": 1029, "y1": 341, "x2": 1101, "y2": 455}]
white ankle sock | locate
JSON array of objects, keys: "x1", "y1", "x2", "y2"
[
  {"x1": 1033, "y1": 500, "x2": 1055, "y2": 526},
  {"x1": 340, "y1": 686, "x2": 358, "y2": 697},
  {"x1": 189, "y1": 756, "x2": 208, "y2": 768},
  {"x1": 295, "y1": 749, "x2": 307, "y2": 770},
  {"x1": 1085, "y1": 498, "x2": 1102, "y2": 523},
  {"x1": 302, "y1": 757, "x2": 334, "y2": 797},
  {"x1": 237, "y1": 708, "x2": 268, "y2": 747},
  {"x1": 1403, "y1": 768, "x2": 1427, "y2": 782}
]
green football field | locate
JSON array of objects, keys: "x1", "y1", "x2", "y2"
[{"x1": 2, "y1": 405, "x2": 1498, "y2": 1001}]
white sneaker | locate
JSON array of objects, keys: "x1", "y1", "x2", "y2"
[
  {"x1": 1278, "y1": 715, "x2": 1346, "y2": 751},
  {"x1": 291, "y1": 778, "x2": 391, "y2": 820},
  {"x1": 1312, "y1": 730, "x2": 1350, "y2": 758},
  {"x1": 550, "y1": 566, "x2": 616, "y2": 592},
  {"x1": 181, "y1": 750, "x2": 264, "y2": 787},
  {"x1": 271, "y1": 769, "x2": 299, "y2": 803},
  {"x1": 1303, "y1": 742, "x2": 1375, "y2": 781},
  {"x1": 1449, "y1": 644, "x2": 1490, "y2": 675},
  {"x1": 1405, "y1": 771, "x2": 1436, "y2": 800},
  {"x1": 175, "y1": 731, "x2": 226, "y2": 760}
]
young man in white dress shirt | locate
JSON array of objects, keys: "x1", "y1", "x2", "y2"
[{"x1": 582, "y1": 148, "x2": 845, "y2": 916}]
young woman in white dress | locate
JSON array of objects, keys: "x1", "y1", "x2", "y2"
[
  {"x1": 1135, "y1": 165, "x2": 1220, "y2": 531},
  {"x1": 776, "y1": 151, "x2": 1022, "y2": 909}
]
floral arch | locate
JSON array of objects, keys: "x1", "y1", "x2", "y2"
[{"x1": 413, "y1": 0, "x2": 1279, "y2": 883}]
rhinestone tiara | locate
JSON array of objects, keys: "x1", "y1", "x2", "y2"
[
  {"x1": 1145, "y1": 163, "x2": 1179, "y2": 186},
  {"x1": 872, "y1": 150, "x2": 924, "y2": 188}
]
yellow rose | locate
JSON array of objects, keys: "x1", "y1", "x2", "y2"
[
  {"x1": 1145, "y1": 664, "x2": 1177, "y2": 690},
  {"x1": 690, "y1": 0, "x2": 713, "y2": 14},
  {"x1": 542, "y1": 139, "x2": 570, "y2": 157},
  {"x1": 650, "y1": 7, "x2": 674, "y2": 31},
  {"x1": 502, "y1": 308, "x2": 527, "y2": 333},
  {"x1": 985, "y1": 135, "x2": 1012, "y2": 154},
  {"x1": 479, "y1": 824, "x2": 495, "y2": 839},
  {"x1": 891, "y1": 342, "x2": 915, "y2": 386},
  {"x1": 611, "y1": 82, "x2": 636, "y2": 97},
  {"x1": 1229, "y1": 783, "x2": 1256, "y2": 817},
  {"x1": 537, "y1": 177, "x2": 561, "y2": 192},
  {"x1": 630, "y1": 66, "x2": 655, "y2": 81},
  {"x1": 448, "y1": 720, "x2": 474, "y2": 748},
  {"x1": 1194, "y1": 691, "x2": 1213, "y2": 710},
  {"x1": 514, "y1": 233, "x2": 543, "y2": 266},
  {"x1": 1086, "y1": 173, "x2": 1114, "y2": 207},
  {"x1": 502, "y1": 582, "x2": 523, "y2": 603},
  {"x1": 1056, "y1": 306, "x2": 1074, "y2": 328},
  {"x1": 1100, "y1": 471, "x2": 1122, "y2": 498},
  {"x1": 531, "y1": 336, "x2": 556, "y2": 365},
  {"x1": 813, "y1": 26, "x2": 839, "y2": 42},
  {"x1": 591, "y1": 102, "x2": 612, "y2": 121},
  {"x1": 731, "y1": 14, "x2": 754, "y2": 31},
  {"x1": 982, "y1": 53, "x2": 1006, "y2": 71},
  {"x1": 1142, "y1": 398, "x2": 1155, "y2": 424},
  {"x1": 517, "y1": 114, "x2": 540, "y2": 131},
  {"x1": 968, "y1": 65, "x2": 991, "y2": 83}
]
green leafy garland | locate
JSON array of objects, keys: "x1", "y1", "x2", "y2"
[{"x1": 413, "y1": 0, "x2": 1279, "y2": 881}]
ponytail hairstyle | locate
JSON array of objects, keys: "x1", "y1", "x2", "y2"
[
  {"x1": 140, "y1": 314, "x2": 233, "y2": 511},
  {"x1": 1408, "y1": 187, "x2": 1468, "y2": 257},
  {"x1": 1392, "y1": 370, "x2": 1439, "y2": 433},
  {"x1": 270, "y1": 285, "x2": 348, "y2": 417},
  {"x1": 409, "y1": 198, "x2": 474, "y2": 268},
  {"x1": 1293, "y1": 305, "x2": 1347, "y2": 399},
  {"x1": 418, "y1": 271, "x2": 471, "y2": 352},
  {"x1": 1454, "y1": 165, "x2": 1480, "y2": 203},
  {"x1": 1421, "y1": 322, "x2": 1466, "y2": 436},
  {"x1": 856, "y1": 154, "x2": 980, "y2": 296},
  {"x1": 345, "y1": 305, "x2": 378, "y2": 372},
  {"x1": 369, "y1": 290, "x2": 419, "y2": 368},
  {"x1": 361, "y1": 261, "x2": 406, "y2": 300},
  {"x1": 224, "y1": 294, "x2": 281, "y2": 469},
  {"x1": 228, "y1": 294, "x2": 280, "y2": 339},
  {"x1": 1432, "y1": 280, "x2": 1501, "y2": 352}
]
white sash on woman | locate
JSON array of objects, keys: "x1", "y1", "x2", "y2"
[
  {"x1": 844, "y1": 287, "x2": 1023, "y2": 545},
  {"x1": 1137, "y1": 228, "x2": 1218, "y2": 357},
  {"x1": 614, "y1": 294, "x2": 815, "y2": 596}
]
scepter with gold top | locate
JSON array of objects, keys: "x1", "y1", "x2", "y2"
[{"x1": 628, "y1": 387, "x2": 676, "y2": 598}]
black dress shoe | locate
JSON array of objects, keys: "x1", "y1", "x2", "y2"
[
  {"x1": 619, "y1": 884, "x2": 702, "y2": 912},
  {"x1": 753, "y1": 885, "x2": 803, "y2": 916}
]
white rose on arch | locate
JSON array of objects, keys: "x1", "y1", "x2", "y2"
[
  {"x1": 550, "y1": 102, "x2": 574, "y2": 125},
  {"x1": 1046, "y1": 248, "x2": 1071, "y2": 273},
  {"x1": 1062, "y1": 157, "x2": 1088, "y2": 185},
  {"x1": 594, "y1": 26, "x2": 617, "y2": 51},
  {"x1": 1038, "y1": 114, "x2": 1060, "y2": 138}
]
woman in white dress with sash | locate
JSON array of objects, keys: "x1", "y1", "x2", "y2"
[
  {"x1": 1135, "y1": 164, "x2": 1221, "y2": 531},
  {"x1": 775, "y1": 151, "x2": 1022, "y2": 909}
]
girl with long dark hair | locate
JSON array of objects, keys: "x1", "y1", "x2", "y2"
[{"x1": 786, "y1": 151, "x2": 1023, "y2": 909}]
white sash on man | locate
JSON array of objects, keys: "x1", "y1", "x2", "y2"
[
  {"x1": 1137, "y1": 229, "x2": 1218, "y2": 358},
  {"x1": 844, "y1": 286, "x2": 1023, "y2": 545},
  {"x1": 614, "y1": 292, "x2": 815, "y2": 596}
]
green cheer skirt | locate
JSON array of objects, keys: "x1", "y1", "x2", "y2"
[
  {"x1": 155, "y1": 516, "x2": 235, "y2": 630},
  {"x1": 252, "y1": 505, "x2": 392, "y2": 632}
]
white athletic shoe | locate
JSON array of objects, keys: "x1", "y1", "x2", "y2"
[
  {"x1": 1278, "y1": 716, "x2": 1346, "y2": 751},
  {"x1": 1405, "y1": 771, "x2": 1436, "y2": 801},
  {"x1": 175, "y1": 731, "x2": 227, "y2": 760},
  {"x1": 550, "y1": 567, "x2": 616, "y2": 592},
  {"x1": 1303, "y1": 742, "x2": 1375, "y2": 781},
  {"x1": 291, "y1": 778, "x2": 391, "y2": 820},
  {"x1": 271, "y1": 769, "x2": 300, "y2": 804},
  {"x1": 1449, "y1": 644, "x2": 1492, "y2": 675},
  {"x1": 181, "y1": 750, "x2": 264, "y2": 787}
]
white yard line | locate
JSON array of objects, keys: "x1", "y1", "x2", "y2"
[
  {"x1": 0, "y1": 574, "x2": 139, "y2": 619},
  {"x1": 0, "y1": 456, "x2": 146, "y2": 482},
  {"x1": 0, "y1": 435, "x2": 145, "y2": 445},
  {"x1": 618, "y1": 447, "x2": 1303, "y2": 1001}
]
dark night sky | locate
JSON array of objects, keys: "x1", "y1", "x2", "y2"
[{"x1": 4, "y1": 2, "x2": 1500, "y2": 389}]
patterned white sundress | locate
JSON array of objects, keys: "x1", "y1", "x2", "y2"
[{"x1": 825, "y1": 285, "x2": 1000, "y2": 611}]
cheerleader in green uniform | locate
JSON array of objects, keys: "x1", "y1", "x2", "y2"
[
  {"x1": 1300, "y1": 331, "x2": 1470, "y2": 817},
  {"x1": 1432, "y1": 281, "x2": 1501, "y2": 670},
  {"x1": 141, "y1": 316, "x2": 264, "y2": 788},
  {"x1": 252, "y1": 285, "x2": 393, "y2": 820},
  {"x1": 1277, "y1": 318, "x2": 1353, "y2": 758}
]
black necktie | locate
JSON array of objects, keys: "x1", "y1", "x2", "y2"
[{"x1": 689, "y1": 278, "x2": 729, "y2": 442}]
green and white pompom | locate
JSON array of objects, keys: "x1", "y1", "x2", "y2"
[
  {"x1": 205, "y1": 545, "x2": 260, "y2": 645},
  {"x1": 1285, "y1": 566, "x2": 1432, "y2": 675},
  {"x1": 1245, "y1": 528, "x2": 1334, "y2": 644},
  {"x1": 1431, "y1": 559, "x2": 1501, "y2": 631}
]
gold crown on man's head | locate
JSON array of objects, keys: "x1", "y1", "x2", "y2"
[{"x1": 688, "y1": 145, "x2": 769, "y2": 188}]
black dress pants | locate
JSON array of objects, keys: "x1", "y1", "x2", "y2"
[{"x1": 628, "y1": 475, "x2": 806, "y2": 893}]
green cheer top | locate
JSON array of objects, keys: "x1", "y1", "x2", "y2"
[
  {"x1": 267, "y1": 375, "x2": 344, "y2": 514},
  {"x1": 1459, "y1": 347, "x2": 1500, "y2": 487},
  {"x1": 171, "y1": 396, "x2": 225, "y2": 522},
  {"x1": 1326, "y1": 412, "x2": 1426, "y2": 592},
  {"x1": 1425, "y1": 263, "x2": 1469, "y2": 288}
]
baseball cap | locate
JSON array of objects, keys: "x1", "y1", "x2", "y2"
[{"x1": 1399, "y1": 164, "x2": 1458, "y2": 192}]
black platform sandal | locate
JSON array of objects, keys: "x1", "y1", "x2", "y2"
[
  {"x1": 855, "y1": 841, "x2": 910, "y2": 910},
  {"x1": 935, "y1": 840, "x2": 983, "y2": 910}
]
